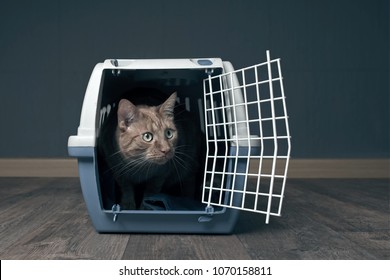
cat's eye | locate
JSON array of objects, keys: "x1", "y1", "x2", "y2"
[
  {"x1": 142, "y1": 132, "x2": 153, "y2": 142},
  {"x1": 165, "y1": 129, "x2": 174, "y2": 139}
]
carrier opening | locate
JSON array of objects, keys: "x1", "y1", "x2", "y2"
[{"x1": 96, "y1": 67, "x2": 225, "y2": 212}]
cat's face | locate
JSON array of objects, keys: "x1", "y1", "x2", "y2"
[{"x1": 116, "y1": 92, "x2": 178, "y2": 165}]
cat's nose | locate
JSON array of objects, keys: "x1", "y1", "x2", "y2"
[{"x1": 158, "y1": 142, "x2": 171, "y2": 156}]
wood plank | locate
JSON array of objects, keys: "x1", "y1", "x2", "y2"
[
  {"x1": 0, "y1": 178, "x2": 388, "y2": 259},
  {"x1": 0, "y1": 178, "x2": 65, "y2": 255},
  {"x1": 285, "y1": 179, "x2": 390, "y2": 259},
  {"x1": 235, "y1": 179, "x2": 388, "y2": 259},
  {"x1": 0, "y1": 158, "x2": 388, "y2": 178},
  {"x1": 236, "y1": 208, "x2": 378, "y2": 259},
  {"x1": 0, "y1": 178, "x2": 129, "y2": 259},
  {"x1": 122, "y1": 234, "x2": 251, "y2": 260}
]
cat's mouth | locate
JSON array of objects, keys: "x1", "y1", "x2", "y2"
[{"x1": 149, "y1": 154, "x2": 173, "y2": 165}]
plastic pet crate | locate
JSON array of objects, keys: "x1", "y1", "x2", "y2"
[{"x1": 68, "y1": 50, "x2": 291, "y2": 233}]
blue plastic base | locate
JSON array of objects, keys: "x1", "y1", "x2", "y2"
[{"x1": 69, "y1": 147, "x2": 240, "y2": 234}]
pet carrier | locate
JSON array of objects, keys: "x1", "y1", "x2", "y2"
[{"x1": 68, "y1": 50, "x2": 291, "y2": 233}]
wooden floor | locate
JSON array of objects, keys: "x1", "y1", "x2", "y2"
[{"x1": 0, "y1": 177, "x2": 388, "y2": 260}]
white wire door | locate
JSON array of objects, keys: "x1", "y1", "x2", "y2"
[{"x1": 202, "y1": 51, "x2": 291, "y2": 224}]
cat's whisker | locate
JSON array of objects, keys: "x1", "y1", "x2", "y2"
[
  {"x1": 173, "y1": 155, "x2": 190, "y2": 171},
  {"x1": 113, "y1": 155, "x2": 149, "y2": 177},
  {"x1": 125, "y1": 158, "x2": 149, "y2": 176},
  {"x1": 171, "y1": 159, "x2": 184, "y2": 193},
  {"x1": 145, "y1": 161, "x2": 154, "y2": 180},
  {"x1": 174, "y1": 150, "x2": 196, "y2": 163}
]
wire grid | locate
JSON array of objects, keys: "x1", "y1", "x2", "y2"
[{"x1": 202, "y1": 51, "x2": 291, "y2": 224}]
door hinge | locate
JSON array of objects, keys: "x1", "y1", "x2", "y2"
[{"x1": 112, "y1": 204, "x2": 121, "y2": 222}]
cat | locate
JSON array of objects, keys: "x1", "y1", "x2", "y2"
[{"x1": 97, "y1": 88, "x2": 205, "y2": 210}]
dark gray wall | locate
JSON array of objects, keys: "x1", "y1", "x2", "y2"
[{"x1": 0, "y1": 0, "x2": 388, "y2": 158}]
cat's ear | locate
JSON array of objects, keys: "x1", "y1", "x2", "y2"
[
  {"x1": 159, "y1": 92, "x2": 177, "y2": 119},
  {"x1": 118, "y1": 99, "x2": 137, "y2": 132}
]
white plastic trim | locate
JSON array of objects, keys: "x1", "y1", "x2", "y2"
[{"x1": 103, "y1": 58, "x2": 224, "y2": 69}]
